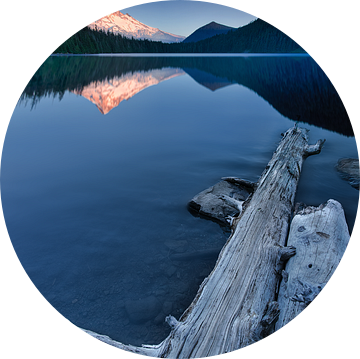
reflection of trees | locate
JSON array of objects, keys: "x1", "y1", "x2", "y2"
[{"x1": 20, "y1": 55, "x2": 352, "y2": 136}]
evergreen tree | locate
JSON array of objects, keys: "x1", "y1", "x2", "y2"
[{"x1": 53, "y1": 19, "x2": 305, "y2": 55}]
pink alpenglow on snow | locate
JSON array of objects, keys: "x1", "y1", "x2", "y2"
[{"x1": 88, "y1": 11, "x2": 186, "y2": 43}]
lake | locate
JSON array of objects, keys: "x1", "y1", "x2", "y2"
[{"x1": 1, "y1": 54, "x2": 358, "y2": 346}]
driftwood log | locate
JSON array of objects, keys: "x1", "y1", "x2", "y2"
[{"x1": 84, "y1": 126, "x2": 327, "y2": 357}]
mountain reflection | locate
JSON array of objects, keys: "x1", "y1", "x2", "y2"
[
  {"x1": 20, "y1": 55, "x2": 352, "y2": 136},
  {"x1": 73, "y1": 68, "x2": 184, "y2": 114}
]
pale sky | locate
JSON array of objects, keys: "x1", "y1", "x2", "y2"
[{"x1": 120, "y1": 1, "x2": 257, "y2": 37}]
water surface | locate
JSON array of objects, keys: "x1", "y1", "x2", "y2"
[{"x1": 1, "y1": 55, "x2": 358, "y2": 346}]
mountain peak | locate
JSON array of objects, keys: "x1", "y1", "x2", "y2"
[
  {"x1": 88, "y1": 11, "x2": 185, "y2": 43},
  {"x1": 202, "y1": 21, "x2": 233, "y2": 30},
  {"x1": 183, "y1": 21, "x2": 235, "y2": 43}
]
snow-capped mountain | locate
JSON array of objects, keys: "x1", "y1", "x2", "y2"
[{"x1": 88, "y1": 11, "x2": 185, "y2": 43}]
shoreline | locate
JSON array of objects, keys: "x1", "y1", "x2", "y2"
[{"x1": 51, "y1": 52, "x2": 310, "y2": 58}]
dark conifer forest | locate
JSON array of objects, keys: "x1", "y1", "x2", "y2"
[{"x1": 53, "y1": 19, "x2": 305, "y2": 54}]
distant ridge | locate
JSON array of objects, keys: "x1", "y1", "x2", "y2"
[
  {"x1": 54, "y1": 18, "x2": 306, "y2": 54},
  {"x1": 183, "y1": 21, "x2": 235, "y2": 43}
]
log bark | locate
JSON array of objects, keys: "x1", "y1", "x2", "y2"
[
  {"x1": 84, "y1": 126, "x2": 326, "y2": 357},
  {"x1": 275, "y1": 199, "x2": 350, "y2": 330}
]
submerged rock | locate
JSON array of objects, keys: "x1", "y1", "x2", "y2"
[
  {"x1": 164, "y1": 239, "x2": 188, "y2": 253},
  {"x1": 170, "y1": 248, "x2": 222, "y2": 262},
  {"x1": 125, "y1": 296, "x2": 161, "y2": 324},
  {"x1": 335, "y1": 158, "x2": 359, "y2": 190}
]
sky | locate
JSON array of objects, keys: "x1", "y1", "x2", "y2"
[{"x1": 120, "y1": 1, "x2": 257, "y2": 37}]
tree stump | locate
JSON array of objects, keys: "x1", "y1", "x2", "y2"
[{"x1": 275, "y1": 199, "x2": 350, "y2": 330}]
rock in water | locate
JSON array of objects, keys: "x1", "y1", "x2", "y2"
[
  {"x1": 335, "y1": 158, "x2": 359, "y2": 189},
  {"x1": 187, "y1": 178, "x2": 253, "y2": 225}
]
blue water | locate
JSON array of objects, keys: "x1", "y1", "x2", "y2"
[{"x1": 1, "y1": 55, "x2": 358, "y2": 346}]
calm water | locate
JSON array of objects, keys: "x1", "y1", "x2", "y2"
[{"x1": 1, "y1": 55, "x2": 358, "y2": 346}]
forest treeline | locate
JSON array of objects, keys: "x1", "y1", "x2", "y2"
[
  {"x1": 20, "y1": 56, "x2": 352, "y2": 136},
  {"x1": 53, "y1": 19, "x2": 305, "y2": 54}
]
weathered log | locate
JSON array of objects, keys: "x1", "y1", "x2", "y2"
[
  {"x1": 275, "y1": 199, "x2": 350, "y2": 330},
  {"x1": 84, "y1": 126, "x2": 326, "y2": 357}
]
